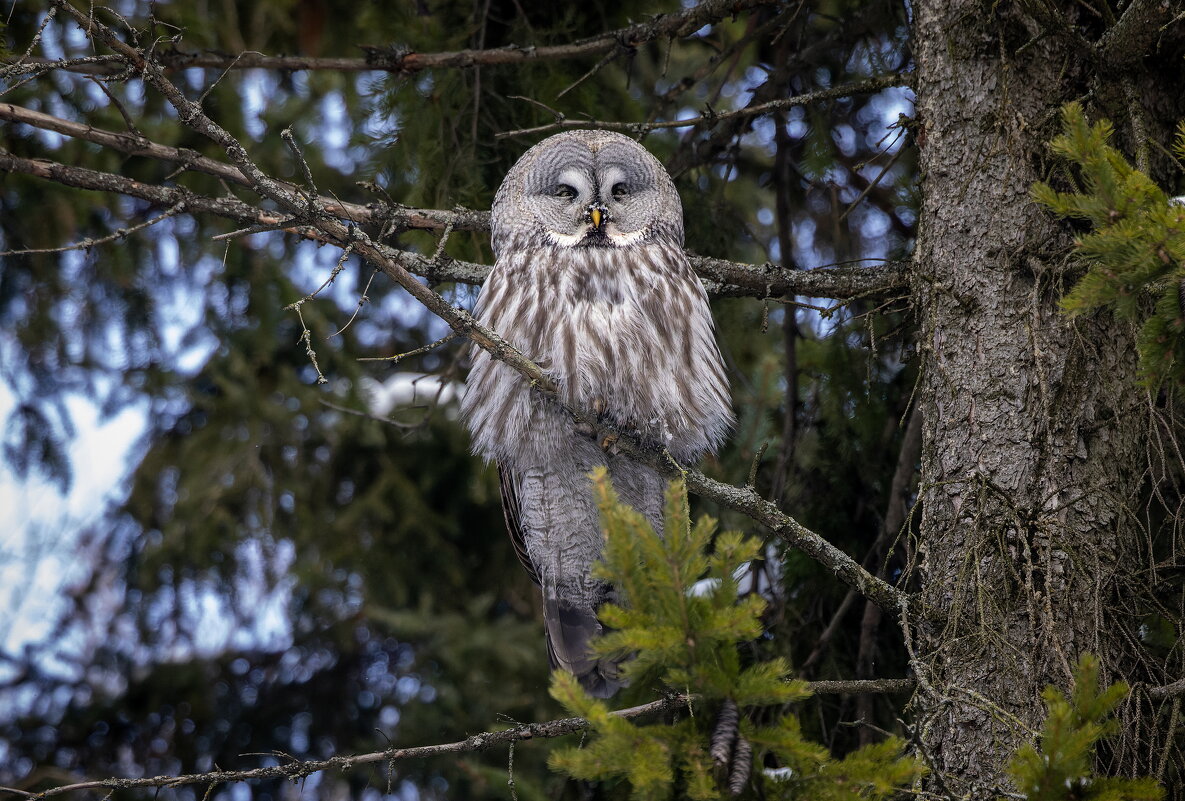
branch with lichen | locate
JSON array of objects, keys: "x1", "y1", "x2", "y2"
[{"x1": 0, "y1": 101, "x2": 907, "y2": 301}]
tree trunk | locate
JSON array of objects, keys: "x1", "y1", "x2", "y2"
[{"x1": 912, "y1": 1, "x2": 1167, "y2": 792}]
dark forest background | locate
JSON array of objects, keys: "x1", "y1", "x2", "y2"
[{"x1": 1, "y1": 1, "x2": 919, "y2": 798}]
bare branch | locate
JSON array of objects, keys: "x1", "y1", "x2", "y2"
[
  {"x1": 0, "y1": 679, "x2": 912, "y2": 799},
  {"x1": 0, "y1": 137, "x2": 906, "y2": 301},
  {"x1": 1148, "y1": 677, "x2": 1185, "y2": 701},
  {"x1": 0, "y1": 150, "x2": 287, "y2": 229},
  {"x1": 808, "y1": 678, "x2": 915, "y2": 695},
  {"x1": 496, "y1": 74, "x2": 908, "y2": 139},
  {"x1": 4, "y1": 0, "x2": 779, "y2": 78},
  {"x1": 1098, "y1": 0, "x2": 1181, "y2": 67},
  {"x1": 692, "y1": 255, "x2": 907, "y2": 299},
  {"x1": 0, "y1": 101, "x2": 492, "y2": 234},
  {"x1": 682, "y1": 470, "x2": 907, "y2": 612},
  {"x1": 357, "y1": 332, "x2": 459, "y2": 363},
  {"x1": 0, "y1": 201, "x2": 186, "y2": 256}
]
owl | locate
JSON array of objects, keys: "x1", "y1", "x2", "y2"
[{"x1": 462, "y1": 130, "x2": 733, "y2": 697}]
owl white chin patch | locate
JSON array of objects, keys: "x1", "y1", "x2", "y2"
[
  {"x1": 546, "y1": 227, "x2": 647, "y2": 248},
  {"x1": 605, "y1": 228, "x2": 647, "y2": 246}
]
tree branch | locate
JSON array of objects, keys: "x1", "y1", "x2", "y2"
[
  {"x1": 1148, "y1": 677, "x2": 1185, "y2": 701},
  {"x1": 496, "y1": 74, "x2": 908, "y2": 138},
  {"x1": 1098, "y1": 0, "x2": 1181, "y2": 67},
  {"x1": 3, "y1": 0, "x2": 778, "y2": 78},
  {"x1": 0, "y1": 151, "x2": 289, "y2": 230},
  {"x1": 0, "y1": 679, "x2": 913, "y2": 798},
  {"x1": 683, "y1": 471, "x2": 907, "y2": 612},
  {"x1": 692, "y1": 255, "x2": 907, "y2": 299},
  {"x1": 0, "y1": 100, "x2": 492, "y2": 233},
  {"x1": 0, "y1": 126, "x2": 906, "y2": 301}
]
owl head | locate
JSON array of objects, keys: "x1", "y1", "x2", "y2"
[{"x1": 491, "y1": 130, "x2": 684, "y2": 256}]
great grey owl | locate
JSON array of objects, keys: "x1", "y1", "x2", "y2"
[{"x1": 461, "y1": 130, "x2": 733, "y2": 697}]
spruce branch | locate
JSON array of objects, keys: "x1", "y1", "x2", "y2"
[
  {"x1": 1033, "y1": 102, "x2": 1185, "y2": 386},
  {"x1": 548, "y1": 473, "x2": 924, "y2": 799},
  {"x1": 1008, "y1": 655, "x2": 1164, "y2": 801}
]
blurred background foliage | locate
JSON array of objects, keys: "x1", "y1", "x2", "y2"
[{"x1": 0, "y1": 0, "x2": 916, "y2": 798}]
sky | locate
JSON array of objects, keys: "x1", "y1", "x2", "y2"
[{"x1": 0, "y1": 384, "x2": 146, "y2": 662}]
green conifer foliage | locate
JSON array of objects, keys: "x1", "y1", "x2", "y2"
[
  {"x1": 1032, "y1": 103, "x2": 1185, "y2": 386},
  {"x1": 1008, "y1": 655, "x2": 1164, "y2": 801},
  {"x1": 547, "y1": 468, "x2": 923, "y2": 800}
]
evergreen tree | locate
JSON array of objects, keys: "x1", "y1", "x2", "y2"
[
  {"x1": 1033, "y1": 103, "x2": 1185, "y2": 385},
  {"x1": 2, "y1": 0, "x2": 1183, "y2": 798},
  {"x1": 549, "y1": 470, "x2": 923, "y2": 799}
]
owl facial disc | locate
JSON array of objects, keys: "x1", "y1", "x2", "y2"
[{"x1": 490, "y1": 129, "x2": 686, "y2": 255}]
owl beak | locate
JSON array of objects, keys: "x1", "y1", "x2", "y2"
[{"x1": 587, "y1": 205, "x2": 608, "y2": 232}]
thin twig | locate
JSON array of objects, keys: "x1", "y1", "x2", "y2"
[
  {"x1": 211, "y1": 219, "x2": 300, "y2": 242},
  {"x1": 84, "y1": 74, "x2": 139, "y2": 133},
  {"x1": 317, "y1": 398, "x2": 421, "y2": 430},
  {"x1": 284, "y1": 243, "x2": 356, "y2": 311},
  {"x1": 330, "y1": 268, "x2": 380, "y2": 338},
  {"x1": 197, "y1": 50, "x2": 261, "y2": 105},
  {"x1": 281, "y1": 127, "x2": 321, "y2": 206},
  {"x1": 496, "y1": 74, "x2": 907, "y2": 139},
  {"x1": 357, "y1": 333, "x2": 459, "y2": 363},
  {"x1": 0, "y1": 680, "x2": 912, "y2": 799},
  {"x1": 14, "y1": 6, "x2": 57, "y2": 66},
  {"x1": 0, "y1": 201, "x2": 185, "y2": 256},
  {"x1": 292, "y1": 304, "x2": 328, "y2": 385},
  {"x1": 837, "y1": 129, "x2": 906, "y2": 225}
]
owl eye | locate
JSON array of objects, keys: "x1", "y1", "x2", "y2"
[
  {"x1": 611, "y1": 183, "x2": 630, "y2": 201},
  {"x1": 553, "y1": 184, "x2": 578, "y2": 200}
]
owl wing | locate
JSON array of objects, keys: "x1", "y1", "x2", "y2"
[{"x1": 497, "y1": 462, "x2": 540, "y2": 586}]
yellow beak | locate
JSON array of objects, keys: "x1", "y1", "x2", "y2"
[{"x1": 590, "y1": 207, "x2": 603, "y2": 230}]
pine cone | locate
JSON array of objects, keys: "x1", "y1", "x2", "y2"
[
  {"x1": 710, "y1": 699, "x2": 739, "y2": 767},
  {"x1": 727, "y1": 736, "x2": 752, "y2": 796}
]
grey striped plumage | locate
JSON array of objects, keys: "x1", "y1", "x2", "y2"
[{"x1": 462, "y1": 130, "x2": 733, "y2": 697}]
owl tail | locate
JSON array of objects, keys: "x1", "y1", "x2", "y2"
[{"x1": 543, "y1": 596, "x2": 628, "y2": 699}]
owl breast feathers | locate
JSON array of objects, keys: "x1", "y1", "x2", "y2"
[{"x1": 461, "y1": 130, "x2": 733, "y2": 697}]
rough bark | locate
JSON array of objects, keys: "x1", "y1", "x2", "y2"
[{"x1": 912, "y1": 2, "x2": 1159, "y2": 793}]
